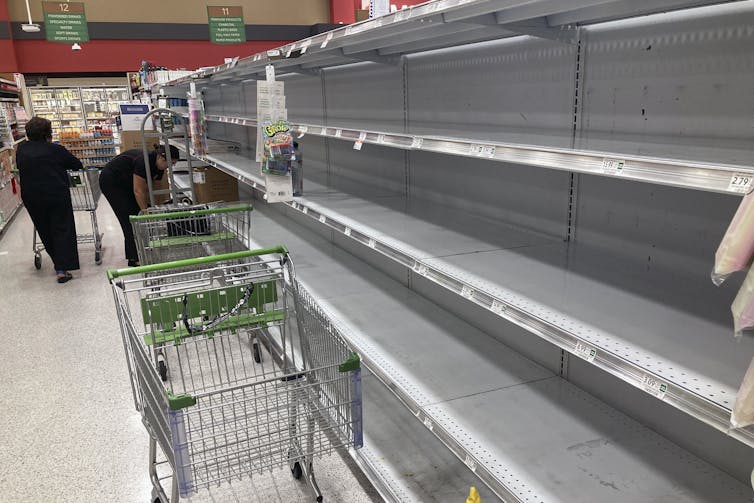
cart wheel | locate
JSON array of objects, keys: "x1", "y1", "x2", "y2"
[
  {"x1": 34, "y1": 255, "x2": 41, "y2": 270},
  {"x1": 158, "y1": 360, "x2": 168, "y2": 382},
  {"x1": 95, "y1": 251, "x2": 102, "y2": 265},
  {"x1": 253, "y1": 342, "x2": 262, "y2": 363},
  {"x1": 291, "y1": 461, "x2": 303, "y2": 480}
]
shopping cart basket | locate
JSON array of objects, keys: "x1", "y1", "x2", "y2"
[
  {"x1": 130, "y1": 203, "x2": 252, "y2": 265},
  {"x1": 108, "y1": 247, "x2": 363, "y2": 502},
  {"x1": 33, "y1": 168, "x2": 103, "y2": 268}
]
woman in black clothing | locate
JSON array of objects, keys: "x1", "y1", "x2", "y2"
[
  {"x1": 99, "y1": 145, "x2": 178, "y2": 266},
  {"x1": 16, "y1": 117, "x2": 83, "y2": 284}
]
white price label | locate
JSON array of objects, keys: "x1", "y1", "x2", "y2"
[
  {"x1": 358, "y1": 131, "x2": 367, "y2": 141},
  {"x1": 377, "y1": 134, "x2": 385, "y2": 144},
  {"x1": 252, "y1": 182, "x2": 258, "y2": 188},
  {"x1": 353, "y1": 141, "x2": 363, "y2": 151},
  {"x1": 642, "y1": 374, "x2": 668, "y2": 399},
  {"x1": 728, "y1": 173, "x2": 754, "y2": 193},
  {"x1": 368, "y1": 238, "x2": 376, "y2": 248},
  {"x1": 319, "y1": 214, "x2": 327, "y2": 223},
  {"x1": 482, "y1": 145, "x2": 496, "y2": 157},
  {"x1": 297, "y1": 126, "x2": 308, "y2": 139},
  {"x1": 469, "y1": 144, "x2": 484, "y2": 155},
  {"x1": 335, "y1": 129, "x2": 342, "y2": 137},
  {"x1": 265, "y1": 65, "x2": 276, "y2": 82},
  {"x1": 461, "y1": 285, "x2": 474, "y2": 299},
  {"x1": 411, "y1": 137, "x2": 424, "y2": 149},
  {"x1": 602, "y1": 158, "x2": 625, "y2": 174},
  {"x1": 253, "y1": 54, "x2": 262, "y2": 61},
  {"x1": 413, "y1": 263, "x2": 428, "y2": 275},
  {"x1": 425, "y1": 3, "x2": 438, "y2": 12},
  {"x1": 490, "y1": 300, "x2": 506, "y2": 315},
  {"x1": 286, "y1": 46, "x2": 293, "y2": 58},
  {"x1": 395, "y1": 9, "x2": 409, "y2": 21},
  {"x1": 423, "y1": 417, "x2": 433, "y2": 431},
  {"x1": 302, "y1": 206, "x2": 309, "y2": 214},
  {"x1": 574, "y1": 341, "x2": 597, "y2": 362},
  {"x1": 321, "y1": 32, "x2": 333, "y2": 48},
  {"x1": 464, "y1": 454, "x2": 477, "y2": 472},
  {"x1": 344, "y1": 227, "x2": 352, "y2": 236},
  {"x1": 300, "y1": 40, "x2": 311, "y2": 54}
]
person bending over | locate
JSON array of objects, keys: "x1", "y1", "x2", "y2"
[{"x1": 99, "y1": 144, "x2": 178, "y2": 267}]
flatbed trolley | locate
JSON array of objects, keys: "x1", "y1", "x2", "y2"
[
  {"x1": 108, "y1": 247, "x2": 363, "y2": 502},
  {"x1": 130, "y1": 203, "x2": 252, "y2": 265},
  {"x1": 33, "y1": 168, "x2": 103, "y2": 269}
]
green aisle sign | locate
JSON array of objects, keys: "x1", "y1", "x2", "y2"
[
  {"x1": 42, "y1": 1, "x2": 89, "y2": 43},
  {"x1": 207, "y1": 6, "x2": 246, "y2": 44}
]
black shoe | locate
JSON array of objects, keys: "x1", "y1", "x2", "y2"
[
  {"x1": 57, "y1": 272, "x2": 73, "y2": 284},
  {"x1": 128, "y1": 260, "x2": 140, "y2": 267}
]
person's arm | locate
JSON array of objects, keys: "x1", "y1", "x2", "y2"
[
  {"x1": 58, "y1": 145, "x2": 84, "y2": 171},
  {"x1": 133, "y1": 174, "x2": 150, "y2": 210}
]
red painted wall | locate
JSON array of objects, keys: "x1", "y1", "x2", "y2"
[{"x1": 12, "y1": 39, "x2": 289, "y2": 73}]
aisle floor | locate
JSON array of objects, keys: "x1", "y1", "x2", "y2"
[{"x1": 0, "y1": 202, "x2": 379, "y2": 503}]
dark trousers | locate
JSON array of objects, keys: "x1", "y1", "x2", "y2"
[
  {"x1": 24, "y1": 195, "x2": 80, "y2": 271},
  {"x1": 99, "y1": 169, "x2": 140, "y2": 262}
]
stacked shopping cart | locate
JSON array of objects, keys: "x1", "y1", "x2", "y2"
[{"x1": 108, "y1": 247, "x2": 363, "y2": 502}]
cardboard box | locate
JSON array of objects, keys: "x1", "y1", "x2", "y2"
[
  {"x1": 120, "y1": 130, "x2": 153, "y2": 153},
  {"x1": 192, "y1": 166, "x2": 239, "y2": 203}
]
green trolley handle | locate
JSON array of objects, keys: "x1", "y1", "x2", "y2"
[
  {"x1": 107, "y1": 245, "x2": 289, "y2": 281},
  {"x1": 128, "y1": 203, "x2": 253, "y2": 222}
]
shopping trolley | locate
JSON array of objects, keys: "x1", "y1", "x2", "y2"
[
  {"x1": 130, "y1": 202, "x2": 252, "y2": 265},
  {"x1": 33, "y1": 168, "x2": 103, "y2": 269},
  {"x1": 108, "y1": 247, "x2": 363, "y2": 502}
]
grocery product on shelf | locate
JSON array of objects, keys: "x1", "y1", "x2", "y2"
[
  {"x1": 713, "y1": 190, "x2": 754, "y2": 285},
  {"x1": 58, "y1": 130, "x2": 117, "y2": 169}
]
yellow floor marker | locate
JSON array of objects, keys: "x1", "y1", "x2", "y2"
[{"x1": 466, "y1": 486, "x2": 482, "y2": 503}]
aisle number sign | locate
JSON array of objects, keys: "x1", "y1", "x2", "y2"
[
  {"x1": 42, "y1": 2, "x2": 89, "y2": 43},
  {"x1": 208, "y1": 6, "x2": 246, "y2": 44}
]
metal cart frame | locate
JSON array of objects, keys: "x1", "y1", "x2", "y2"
[
  {"x1": 108, "y1": 247, "x2": 363, "y2": 502},
  {"x1": 33, "y1": 168, "x2": 103, "y2": 269}
]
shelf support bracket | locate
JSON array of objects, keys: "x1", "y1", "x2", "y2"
[
  {"x1": 339, "y1": 49, "x2": 402, "y2": 66},
  {"x1": 496, "y1": 16, "x2": 578, "y2": 44}
]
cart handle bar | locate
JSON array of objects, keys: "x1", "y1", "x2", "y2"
[
  {"x1": 129, "y1": 203, "x2": 253, "y2": 222},
  {"x1": 107, "y1": 246, "x2": 289, "y2": 281}
]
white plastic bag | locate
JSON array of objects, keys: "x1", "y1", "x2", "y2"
[
  {"x1": 713, "y1": 191, "x2": 754, "y2": 285},
  {"x1": 732, "y1": 265, "x2": 754, "y2": 337},
  {"x1": 731, "y1": 356, "x2": 754, "y2": 429}
]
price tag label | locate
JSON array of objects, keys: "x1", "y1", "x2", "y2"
[
  {"x1": 368, "y1": 238, "x2": 376, "y2": 248},
  {"x1": 319, "y1": 214, "x2": 327, "y2": 223},
  {"x1": 413, "y1": 262, "x2": 427, "y2": 275},
  {"x1": 469, "y1": 144, "x2": 484, "y2": 155},
  {"x1": 642, "y1": 374, "x2": 668, "y2": 399},
  {"x1": 464, "y1": 454, "x2": 477, "y2": 472},
  {"x1": 411, "y1": 137, "x2": 424, "y2": 149},
  {"x1": 321, "y1": 32, "x2": 333, "y2": 48},
  {"x1": 335, "y1": 129, "x2": 342, "y2": 138},
  {"x1": 353, "y1": 131, "x2": 367, "y2": 150},
  {"x1": 300, "y1": 40, "x2": 311, "y2": 54},
  {"x1": 377, "y1": 133, "x2": 385, "y2": 144},
  {"x1": 728, "y1": 173, "x2": 754, "y2": 193},
  {"x1": 490, "y1": 300, "x2": 506, "y2": 315},
  {"x1": 265, "y1": 64, "x2": 276, "y2": 82},
  {"x1": 302, "y1": 206, "x2": 308, "y2": 214},
  {"x1": 344, "y1": 227, "x2": 352, "y2": 236},
  {"x1": 297, "y1": 125, "x2": 308, "y2": 139},
  {"x1": 482, "y1": 145, "x2": 496, "y2": 157},
  {"x1": 423, "y1": 417, "x2": 433, "y2": 431},
  {"x1": 574, "y1": 341, "x2": 597, "y2": 362},
  {"x1": 602, "y1": 158, "x2": 625, "y2": 174},
  {"x1": 461, "y1": 285, "x2": 474, "y2": 299},
  {"x1": 286, "y1": 46, "x2": 294, "y2": 58}
]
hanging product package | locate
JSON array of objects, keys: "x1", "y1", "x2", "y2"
[
  {"x1": 731, "y1": 265, "x2": 754, "y2": 338},
  {"x1": 731, "y1": 356, "x2": 754, "y2": 428},
  {"x1": 261, "y1": 119, "x2": 294, "y2": 203},
  {"x1": 712, "y1": 190, "x2": 754, "y2": 285}
]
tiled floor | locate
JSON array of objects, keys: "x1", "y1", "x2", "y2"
[{"x1": 0, "y1": 202, "x2": 379, "y2": 503}]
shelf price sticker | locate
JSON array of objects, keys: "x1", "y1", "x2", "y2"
[
  {"x1": 423, "y1": 416, "x2": 433, "y2": 431},
  {"x1": 642, "y1": 374, "x2": 668, "y2": 400},
  {"x1": 482, "y1": 145, "x2": 496, "y2": 157},
  {"x1": 335, "y1": 129, "x2": 343, "y2": 138},
  {"x1": 300, "y1": 40, "x2": 311, "y2": 54},
  {"x1": 319, "y1": 214, "x2": 327, "y2": 223},
  {"x1": 602, "y1": 158, "x2": 625, "y2": 175},
  {"x1": 321, "y1": 32, "x2": 334, "y2": 49},
  {"x1": 302, "y1": 206, "x2": 309, "y2": 215},
  {"x1": 377, "y1": 134, "x2": 386, "y2": 144},
  {"x1": 411, "y1": 137, "x2": 424, "y2": 149},
  {"x1": 728, "y1": 173, "x2": 754, "y2": 193},
  {"x1": 353, "y1": 131, "x2": 367, "y2": 150},
  {"x1": 461, "y1": 285, "x2": 474, "y2": 299},
  {"x1": 574, "y1": 341, "x2": 597, "y2": 363},
  {"x1": 297, "y1": 125, "x2": 308, "y2": 139},
  {"x1": 490, "y1": 300, "x2": 507, "y2": 315},
  {"x1": 344, "y1": 227, "x2": 352, "y2": 237},
  {"x1": 464, "y1": 454, "x2": 477, "y2": 472},
  {"x1": 413, "y1": 262, "x2": 428, "y2": 276},
  {"x1": 368, "y1": 238, "x2": 376, "y2": 248}
]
